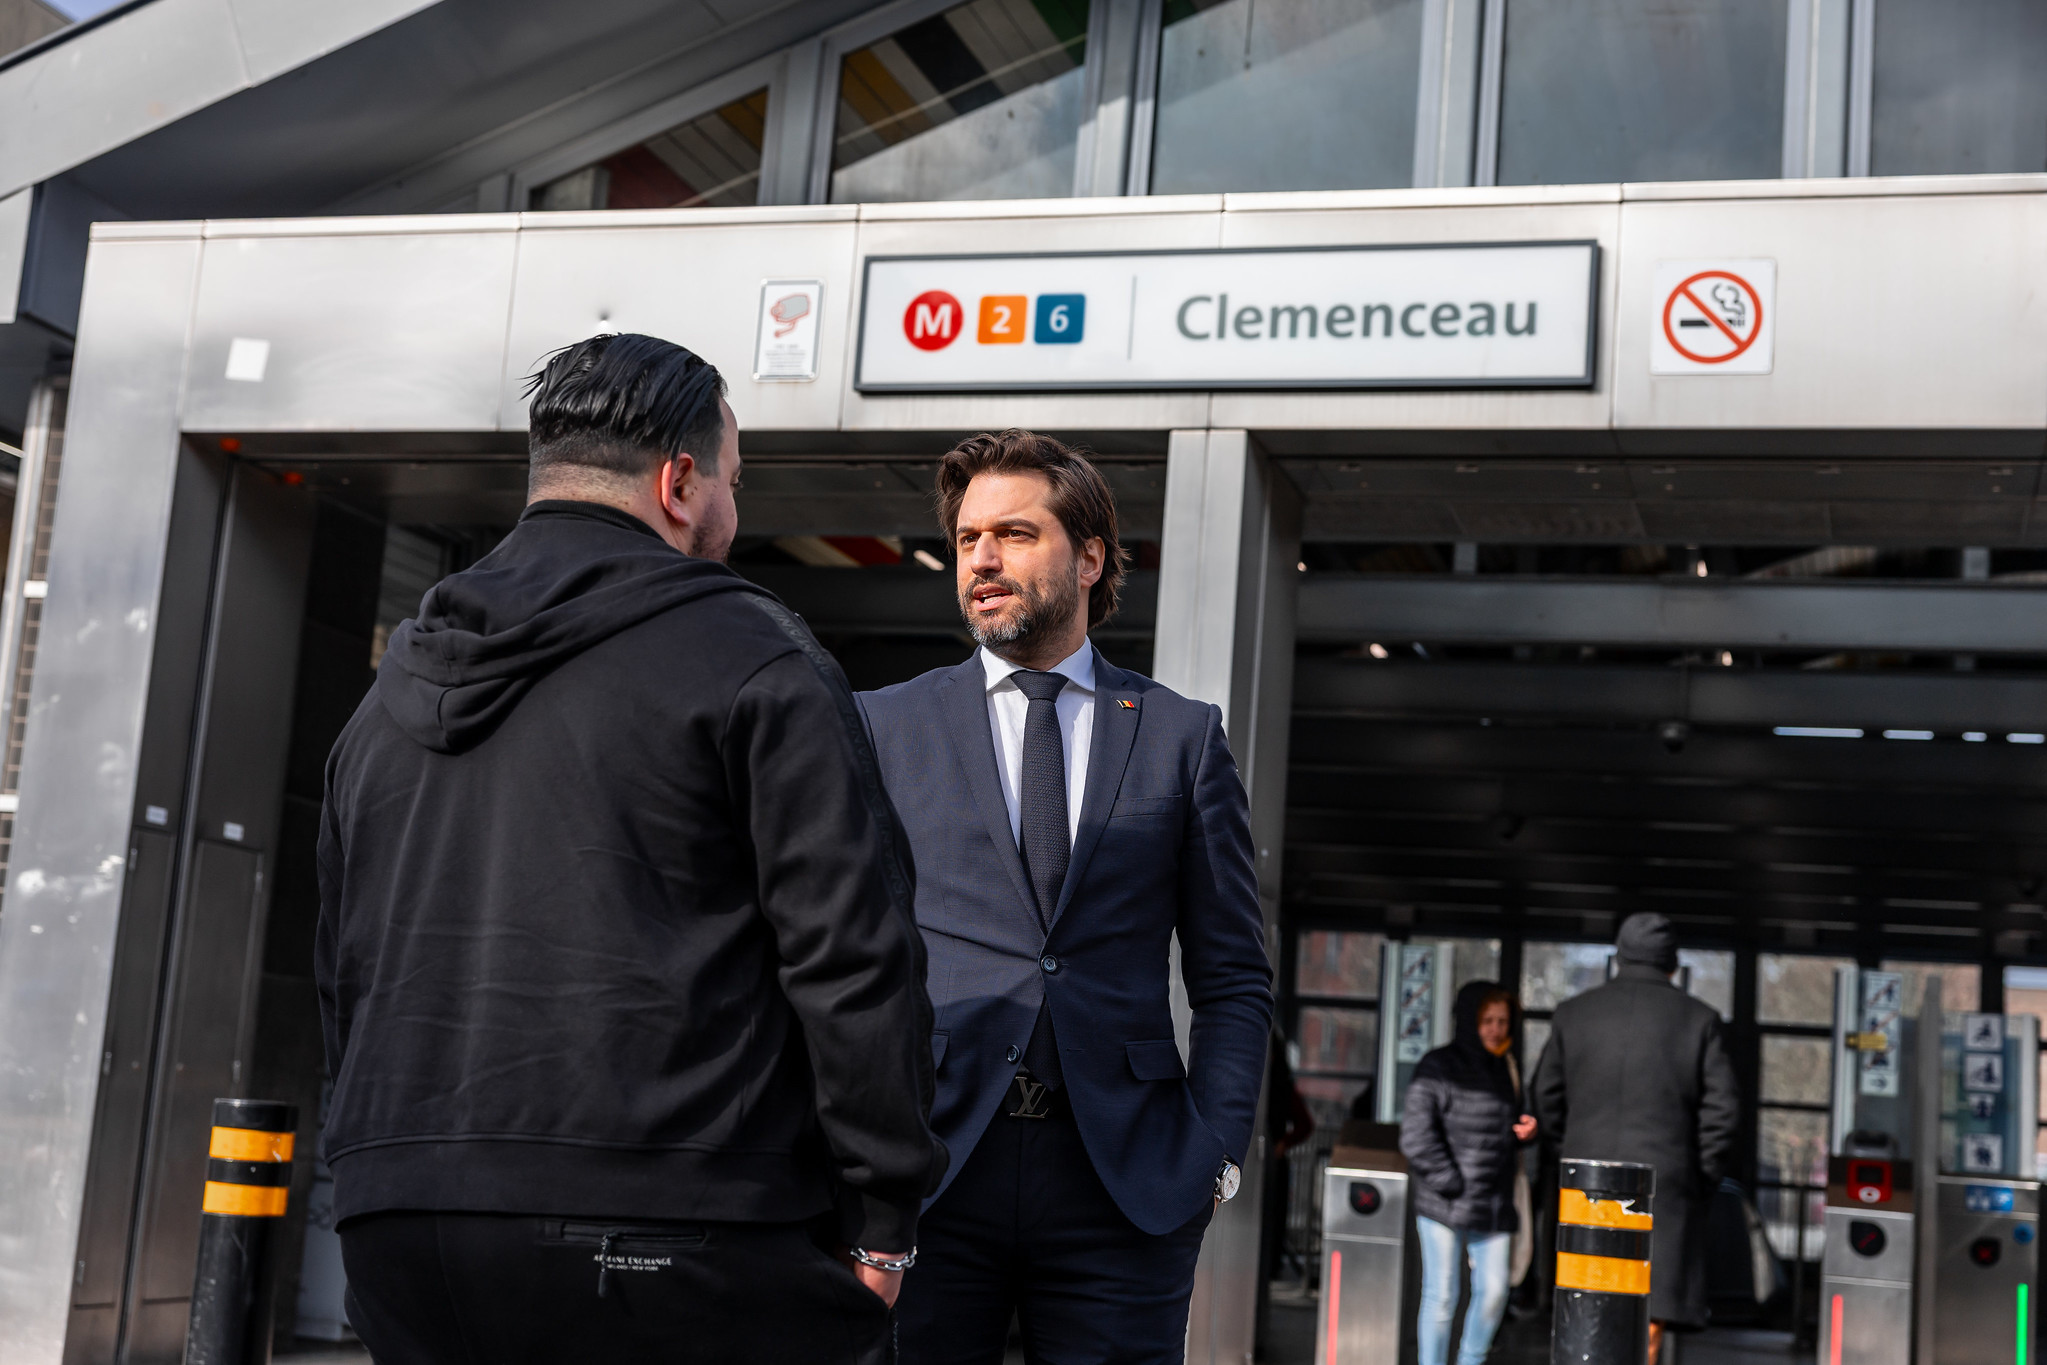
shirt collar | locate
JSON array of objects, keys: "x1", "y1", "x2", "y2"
[{"x1": 979, "y1": 642, "x2": 1096, "y2": 695}]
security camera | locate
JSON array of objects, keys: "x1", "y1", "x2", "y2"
[{"x1": 1658, "y1": 720, "x2": 1690, "y2": 753}]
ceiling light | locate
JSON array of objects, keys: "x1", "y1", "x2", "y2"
[
  {"x1": 1964, "y1": 732, "x2": 1988, "y2": 742},
  {"x1": 1718, "y1": 650, "x2": 1733, "y2": 666},
  {"x1": 2010, "y1": 734, "x2": 2046, "y2": 745},
  {"x1": 1368, "y1": 642, "x2": 1389, "y2": 659},
  {"x1": 1882, "y1": 730, "x2": 1934, "y2": 741},
  {"x1": 1298, "y1": 561, "x2": 1308, "y2": 572},
  {"x1": 1695, "y1": 560, "x2": 1708, "y2": 577},
  {"x1": 912, "y1": 549, "x2": 945, "y2": 571},
  {"x1": 1774, "y1": 727, "x2": 1864, "y2": 739}
]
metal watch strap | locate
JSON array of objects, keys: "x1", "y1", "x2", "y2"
[{"x1": 849, "y1": 1246, "x2": 918, "y2": 1272}]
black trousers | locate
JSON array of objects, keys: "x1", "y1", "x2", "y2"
[
  {"x1": 895, "y1": 1099, "x2": 1211, "y2": 1365},
  {"x1": 340, "y1": 1210, "x2": 891, "y2": 1365}
]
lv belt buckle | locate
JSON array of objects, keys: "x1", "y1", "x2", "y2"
[{"x1": 1008, "y1": 1073, "x2": 1053, "y2": 1119}]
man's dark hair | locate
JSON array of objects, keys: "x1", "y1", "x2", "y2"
[
  {"x1": 522, "y1": 333, "x2": 727, "y2": 483},
  {"x1": 936, "y1": 430, "x2": 1130, "y2": 629}
]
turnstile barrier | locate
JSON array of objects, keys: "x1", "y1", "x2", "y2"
[{"x1": 1317, "y1": 1139, "x2": 1410, "y2": 1365}]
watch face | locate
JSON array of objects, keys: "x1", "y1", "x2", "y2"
[{"x1": 1219, "y1": 1162, "x2": 1241, "y2": 1201}]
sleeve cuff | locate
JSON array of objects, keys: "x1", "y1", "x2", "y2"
[{"x1": 838, "y1": 1189, "x2": 920, "y2": 1254}]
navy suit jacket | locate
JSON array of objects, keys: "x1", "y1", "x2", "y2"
[{"x1": 859, "y1": 650, "x2": 1273, "y2": 1236}]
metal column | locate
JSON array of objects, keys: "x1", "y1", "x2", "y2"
[{"x1": 1153, "y1": 428, "x2": 1302, "y2": 1365}]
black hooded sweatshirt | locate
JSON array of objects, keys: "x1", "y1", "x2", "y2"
[
  {"x1": 1399, "y1": 981, "x2": 1528, "y2": 1233},
  {"x1": 315, "y1": 502, "x2": 946, "y2": 1249}
]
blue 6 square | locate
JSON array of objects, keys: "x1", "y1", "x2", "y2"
[{"x1": 1033, "y1": 294, "x2": 1086, "y2": 344}]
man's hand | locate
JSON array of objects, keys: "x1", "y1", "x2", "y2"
[
  {"x1": 1513, "y1": 1113, "x2": 1538, "y2": 1142},
  {"x1": 842, "y1": 1250, "x2": 905, "y2": 1307}
]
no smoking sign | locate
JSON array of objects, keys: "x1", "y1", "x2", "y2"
[{"x1": 1650, "y1": 259, "x2": 1775, "y2": 374}]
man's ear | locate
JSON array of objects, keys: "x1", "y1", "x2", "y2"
[{"x1": 658, "y1": 454, "x2": 694, "y2": 523}]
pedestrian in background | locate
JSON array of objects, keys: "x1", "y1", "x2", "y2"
[
  {"x1": 317, "y1": 334, "x2": 945, "y2": 1364},
  {"x1": 1401, "y1": 982, "x2": 1538, "y2": 1365},
  {"x1": 1530, "y1": 914, "x2": 1740, "y2": 1365}
]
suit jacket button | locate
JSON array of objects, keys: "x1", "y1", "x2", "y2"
[
  {"x1": 1041, "y1": 955, "x2": 1059, "y2": 974},
  {"x1": 1006, "y1": 1045, "x2": 1020, "y2": 1063}
]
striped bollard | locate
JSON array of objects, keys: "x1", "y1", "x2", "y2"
[
  {"x1": 1553, "y1": 1158, "x2": 1654, "y2": 1365},
  {"x1": 185, "y1": 1098, "x2": 298, "y2": 1365}
]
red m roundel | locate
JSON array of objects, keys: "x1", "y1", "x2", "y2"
[{"x1": 904, "y1": 291, "x2": 963, "y2": 350}]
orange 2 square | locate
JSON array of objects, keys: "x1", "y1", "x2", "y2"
[{"x1": 977, "y1": 295, "x2": 1028, "y2": 344}]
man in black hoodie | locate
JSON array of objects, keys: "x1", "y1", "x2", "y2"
[{"x1": 316, "y1": 334, "x2": 946, "y2": 1363}]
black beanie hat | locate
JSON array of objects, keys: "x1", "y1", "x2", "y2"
[{"x1": 1615, "y1": 912, "x2": 1679, "y2": 973}]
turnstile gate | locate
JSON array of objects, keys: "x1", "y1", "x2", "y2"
[{"x1": 1317, "y1": 1136, "x2": 1409, "y2": 1365}]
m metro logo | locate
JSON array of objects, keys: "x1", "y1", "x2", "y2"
[
  {"x1": 904, "y1": 291, "x2": 963, "y2": 350},
  {"x1": 902, "y1": 290, "x2": 1086, "y2": 350}
]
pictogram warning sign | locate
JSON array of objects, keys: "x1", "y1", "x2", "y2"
[{"x1": 1650, "y1": 259, "x2": 1775, "y2": 375}]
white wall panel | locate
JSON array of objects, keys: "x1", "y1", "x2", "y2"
[{"x1": 501, "y1": 206, "x2": 859, "y2": 434}]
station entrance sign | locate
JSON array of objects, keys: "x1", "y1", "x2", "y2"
[
  {"x1": 855, "y1": 241, "x2": 1600, "y2": 392},
  {"x1": 1650, "y1": 259, "x2": 1775, "y2": 375}
]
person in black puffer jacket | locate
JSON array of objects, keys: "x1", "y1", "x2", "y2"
[{"x1": 1401, "y1": 982, "x2": 1537, "y2": 1365}]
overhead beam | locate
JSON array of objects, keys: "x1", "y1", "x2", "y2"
[
  {"x1": 1298, "y1": 575, "x2": 2047, "y2": 653},
  {"x1": 1295, "y1": 657, "x2": 2047, "y2": 733},
  {"x1": 740, "y1": 566, "x2": 1159, "y2": 638}
]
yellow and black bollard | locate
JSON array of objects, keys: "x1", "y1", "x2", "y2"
[
  {"x1": 1552, "y1": 1158, "x2": 1654, "y2": 1365},
  {"x1": 185, "y1": 1098, "x2": 298, "y2": 1365}
]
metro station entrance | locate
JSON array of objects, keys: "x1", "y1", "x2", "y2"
[{"x1": 5, "y1": 180, "x2": 2047, "y2": 1365}]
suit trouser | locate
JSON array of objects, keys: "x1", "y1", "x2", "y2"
[
  {"x1": 339, "y1": 1209, "x2": 891, "y2": 1365},
  {"x1": 896, "y1": 1098, "x2": 1211, "y2": 1365}
]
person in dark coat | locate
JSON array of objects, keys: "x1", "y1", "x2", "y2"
[
  {"x1": 1401, "y1": 982, "x2": 1537, "y2": 1365},
  {"x1": 1529, "y1": 914, "x2": 1741, "y2": 1363}
]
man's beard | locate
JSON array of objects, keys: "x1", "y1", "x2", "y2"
[{"x1": 960, "y1": 565, "x2": 1082, "y2": 653}]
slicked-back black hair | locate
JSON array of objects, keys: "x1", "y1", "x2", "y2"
[{"x1": 522, "y1": 333, "x2": 727, "y2": 483}]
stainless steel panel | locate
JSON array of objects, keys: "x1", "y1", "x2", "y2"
[
  {"x1": 131, "y1": 842, "x2": 261, "y2": 1311},
  {"x1": 1324, "y1": 1166, "x2": 1410, "y2": 1243},
  {"x1": 1319, "y1": 1168, "x2": 1409, "y2": 1365},
  {"x1": 0, "y1": 232, "x2": 200, "y2": 1363},
  {"x1": 1818, "y1": 1277, "x2": 1914, "y2": 1365},
  {"x1": 1295, "y1": 576, "x2": 2047, "y2": 654},
  {"x1": 1158, "y1": 430, "x2": 1295, "y2": 1365},
  {"x1": 1933, "y1": 1178, "x2": 2039, "y2": 1365},
  {"x1": 1821, "y1": 1206, "x2": 1915, "y2": 1285},
  {"x1": 182, "y1": 222, "x2": 519, "y2": 432},
  {"x1": 501, "y1": 210, "x2": 858, "y2": 436},
  {"x1": 1615, "y1": 189, "x2": 2047, "y2": 434}
]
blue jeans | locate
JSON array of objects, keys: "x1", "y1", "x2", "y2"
[{"x1": 1416, "y1": 1215, "x2": 1512, "y2": 1365}]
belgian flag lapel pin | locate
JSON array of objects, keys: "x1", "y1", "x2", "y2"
[{"x1": 1117, "y1": 698, "x2": 1137, "y2": 709}]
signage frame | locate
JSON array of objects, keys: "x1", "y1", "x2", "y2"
[{"x1": 852, "y1": 239, "x2": 1602, "y2": 394}]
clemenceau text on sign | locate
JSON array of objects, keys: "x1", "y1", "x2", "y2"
[
  {"x1": 855, "y1": 241, "x2": 1598, "y2": 392},
  {"x1": 1172, "y1": 295, "x2": 1540, "y2": 342}
]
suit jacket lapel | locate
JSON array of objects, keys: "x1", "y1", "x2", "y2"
[
  {"x1": 938, "y1": 658, "x2": 1038, "y2": 922},
  {"x1": 1050, "y1": 650, "x2": 1139, "y2": 930}
]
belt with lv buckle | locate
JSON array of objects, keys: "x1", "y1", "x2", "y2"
[{"x1": 1006, "y1": 1071, "x2": 1062, "y2": 1119}]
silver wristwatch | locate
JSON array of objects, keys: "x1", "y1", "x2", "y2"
[
  {"x1": 1215, "y1": 1159, "x2": 1242, "y2": 1203},
  {"x1": 850, "y1": 1246, "x2": 918, "y2": 1272}
]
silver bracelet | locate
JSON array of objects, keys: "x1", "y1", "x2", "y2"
[{"x1": 849, "y1": 1246, "x2": 917, "y2": 1272}]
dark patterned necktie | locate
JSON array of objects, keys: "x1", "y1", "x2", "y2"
[{"x1": 1011, "y1": 669, "x2": 1069, "y2": 1089}]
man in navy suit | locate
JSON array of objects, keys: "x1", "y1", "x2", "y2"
[{"x1": 860, "y1": 430, "x2": 1273, "y2": 1364}]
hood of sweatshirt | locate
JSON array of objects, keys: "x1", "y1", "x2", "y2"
[{"x1": 374, "y1": 501, "x2": 770, "y2": 754}]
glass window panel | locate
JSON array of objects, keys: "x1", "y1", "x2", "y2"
[
  {"x1": 1756, "y1": 1182, "x2": 1826, "y2": 1262},
  {"x1": 1680, "y1": 948, "x2": 1736, "y2": 1021},
  {"x1": 1522, "y1": 1018, "x2": 1552, "y2": 1076},
  {"x1": 1496, "y1": 0, "x2": 1787, "y2": 186},
  {"x1": 1520, "y1": 941, "x2": 1615, "y2": 1012},
  {"x1": 1756, "y1": 1106, "x2": 1829, "y2": 1188},
  {"x1": 830, "y1": 0, "x2": 1092, "y2": 204},
  {"x1": 1295, "y1": 930, "x2": 1383, "y2": 999},
  {"x1": 1758, "y1": 954, "x2": 1854, "y2": 1027},
  {"x1": 1761, "y1": 1035, "x2": 1832, "y2": 1107},
  {"x1": 1297, "y1": 1074, "x2": 1370, "y2": 1135},
  {"x1": 1871, "y1": 0, "x2": 2047, "y2": 177},
  {"x1": 1444, "y1": 938, "x2": 1503, "y2": 994},
  {"x1": 1297, "y1": 1006, "x2": 1376, "y2": 1076},
  {"x1": 2008, "y1": 969, "x2": 2047, "y2": 1143},
  {"x1": 1880, "y1": 960, "x2": 1980, "y2": 1018},
  {"x1": 1150, "y1": 0, "x2": 1423, "y2": 195},
  {"x1": 531, "y1": 90, "x2": 769, "y2": 211}
]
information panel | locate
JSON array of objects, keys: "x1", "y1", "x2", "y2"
[{"x1": 854, "y1": 241, "x2": 1598, "y2": 392}]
